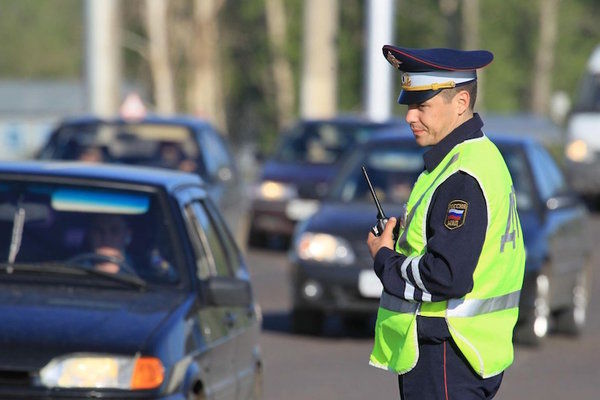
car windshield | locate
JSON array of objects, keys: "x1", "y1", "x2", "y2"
[
  {"x1": 274, "y1": 122, "x2": 388, "y2": 164},
  {"x1": 0, "y1": 180, "x2": 182, "y2": 286},
  {"x1": 329, "y1": 143, "x2": 425, "y2": 204},
  {"x1": 39, "y1": 122, "x2": 203, "y2": 174},
  {"x1": 573, "y1": 71, "x2": 600, "y2": 112}
]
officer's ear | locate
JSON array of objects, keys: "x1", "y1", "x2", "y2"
[{"x1": 454, "y1": 89, "x2": 470, "y2": 116}]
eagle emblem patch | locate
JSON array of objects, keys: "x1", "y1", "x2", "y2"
[
  {"x1": 444, "y1": 200, "x2": 468, "y2": 230},
  {"x1": 386, "y1": 51, "x2": 402, "y2": 69}
]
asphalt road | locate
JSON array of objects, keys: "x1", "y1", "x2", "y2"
[{"x1": 246, "y1": 215, "x2": 600, "y2": 400}]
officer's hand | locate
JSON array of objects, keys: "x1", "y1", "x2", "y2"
[{"x1": 367, "y1": 217, "x2": 396, "y2": 259}]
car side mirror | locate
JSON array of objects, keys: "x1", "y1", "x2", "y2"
[{"x1": 203, "y1": 276, "x2": 252, "y2": 307}]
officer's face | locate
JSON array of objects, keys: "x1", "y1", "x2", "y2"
[{"x1": 405, "y1": 92, "x2": 462, "y2": 147}]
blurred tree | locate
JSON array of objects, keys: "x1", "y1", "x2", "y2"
[
  {"x1": 144, "y1": 0, "x2": 175, "y2": 114},
  {"x1": 0, "y1": 0, "x2": 82, "y2": 78},
  {"x1": 531, "y1": 0, "x2": 559, "y2": 115},
  {"x1": 301, "y1": 0, "x2": 339, "y2": 118},
  {"x1": 1, "y1": 0, "x2": 600, "y2": 148},
  {"x1": 461, "y1": 0, "x2": 484, "y2": 107},
  {"x1": 188, "y1": 0, "x2": 228, "y2": 133},
  {"x1": 265, "y1": 0, "x2": 295, "y2": 129}
]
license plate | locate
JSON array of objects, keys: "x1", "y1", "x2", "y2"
[{"x1": 358, "y1": 270, "x2": 383, "y2": 298}]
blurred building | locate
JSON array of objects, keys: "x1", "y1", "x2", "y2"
[
  {"x1": 0, "y1": 80, "x2": 146, "y2": 160},
  {"x1": 0, "y1": 80, "x2": 86, "y2": 160}
]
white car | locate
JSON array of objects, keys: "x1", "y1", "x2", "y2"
[{"x1": 565, "y1": 44, "x2": 600, "y2": 200}]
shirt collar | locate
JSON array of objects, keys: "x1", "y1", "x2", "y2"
[{"x1": 423, "y1": 113, "x2": 484, "y2": 172}]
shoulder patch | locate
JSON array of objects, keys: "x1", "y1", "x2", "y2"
[{"x1": 444, "y1": 200, "x2": 468, "y2": 230}]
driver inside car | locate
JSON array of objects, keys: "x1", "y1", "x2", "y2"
[{"x1": 88, "y1": 214, "x2": 134, "y2": 274}]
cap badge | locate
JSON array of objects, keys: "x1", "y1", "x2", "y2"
[
  {"x1": 401, "y1": 73, "x2": 412, "y2": 88},
  {"x1": 386, "y1": 51, "x2": 402, "y2": 69}
]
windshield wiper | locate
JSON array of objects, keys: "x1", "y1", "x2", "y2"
[
  {"x1": 0, "y1": 262, "x2": 147, "y2": 289},
  {"x1": 7, "y1": 205, "x2": 25, "y2": 264}
]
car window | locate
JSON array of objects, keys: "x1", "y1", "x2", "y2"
[
  {"x1": 573, "y1": 71, "x2": 600, "y2": 112},
  {"x1": 528, "y1": 144, "x2": 568, "y2": 200},
  {"x1": 329, "y1": 144, "x2": 425, "y2": 204},
  {"x1": 186, "y1": 201, "x2": 232, "y2": 278},
  {"x1": 274, "y1": 122, "x2": 386, "y2": 164},
  {"x1": 39, "y1": 122, "x2": 203, "y2": 174},
  {"x1": 202, "y1": 200, "x2": 245, "y2": 277},
  {"x1": 0, "y1": 181, "x2": 182, "y2": 286},
  {"x1": 196, "y1": 128, "x2": 233, "y2": 181}
]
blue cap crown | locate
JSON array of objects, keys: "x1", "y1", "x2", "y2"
[{"x1": 383, "y1": 45, "x2": 493, "y2": 105}]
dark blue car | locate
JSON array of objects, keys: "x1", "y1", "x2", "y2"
[
  {"x1": 0, "y1": 162, "x2": 261, "y2": 399},
  {"x1": 248, "y1": 116, "x2": 405, "y2": 247},
  {"x1": 289, "y1": 131, "x2": 591, "y2": 345}
]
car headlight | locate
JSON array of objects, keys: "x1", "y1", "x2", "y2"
[
  {"x1": 39, "y1": 354, "x2": 164, "y2": 390},
  {"x1": 254, "y1": 180, "x2": 297, "y2": 201},
  {"x1": 565, "y1": 139, "x2": 592, "y2": 163},
  {"x1": 295, "y1": 232, "x2": 356, "y2": 265}
]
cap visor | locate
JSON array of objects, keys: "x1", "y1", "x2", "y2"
[{"x1": 398, "y1": 89, "x2": 442, "y2": 105}]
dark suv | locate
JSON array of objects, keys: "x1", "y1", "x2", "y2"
[{"x1": 0, "y1": 161, "x2": 262, "y2": 399}]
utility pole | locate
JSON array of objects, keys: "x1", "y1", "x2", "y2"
[
  {"x1": 365, "y1": 0, "x2": 395, "y2": 121},
  {"x1": 85, "y1": 0, "x2": 122, "y2": 116}
]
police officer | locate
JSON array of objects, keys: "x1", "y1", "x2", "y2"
[{"x1": 366, "y1": 45, "x2": 525, "y2": 400}]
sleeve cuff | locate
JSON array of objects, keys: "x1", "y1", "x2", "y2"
[{"x1": 373, "y1": 247, "x2": 403, "y2": 278}]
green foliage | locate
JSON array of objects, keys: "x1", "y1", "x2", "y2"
[
  {"x1": 0, "y1": 0, "x2": 82, "y2": 78},
  {"x1": 0, "y1": 0, "x2": 599, "y2": 150},
  {"x1": 338, "y1": 0, "x2": 365, "y2": 112}
]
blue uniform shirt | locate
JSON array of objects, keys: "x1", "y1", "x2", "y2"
[{"x1": 373, "y1": 114, "x2": 488, "y2": 341}]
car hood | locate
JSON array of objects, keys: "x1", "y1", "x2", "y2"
[
  {"x1": 303, "y1": 202, "x2": 542, "y2": 266},
  {"x1": 302, "y1": 202, "x2": 407, "y2": 258},
  {"x1": 260, "y1": 160, "x2": 338, "y2": 198},
  {"x1": 0, "y1": 284, "x2": 189, "y2": 371}
]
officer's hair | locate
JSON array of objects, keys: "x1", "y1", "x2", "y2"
[{"x1": 441, "y1": 80, "x2": 477, "y2": 110}]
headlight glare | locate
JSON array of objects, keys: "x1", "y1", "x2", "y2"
[
  {"x1": 39, "y1": 354, "x2": 164, "y2": 390},
  {"x1": 296, "y1": 232, "x2": 356, "y2": 265},
  {"x1": 566, "y1": 139, "x2": 591, "y2": 162},
  {"x1": 255, "y1": 180, "x2": 297, "y2": 201}
]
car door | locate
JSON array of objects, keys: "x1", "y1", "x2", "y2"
[
  {"x1": 527, "y1": 143, "x2": 588, "y2": 305},
  {"x1": 184, "y1": 200, "x2": 238, "y2": 400},
  {"x1": 203, "y1": 200, "x2": 261, "y2": 399}
]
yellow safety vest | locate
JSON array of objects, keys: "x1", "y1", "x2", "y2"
[{"x1": 369, "y1": 136, "x2": 525, "y2": 378}]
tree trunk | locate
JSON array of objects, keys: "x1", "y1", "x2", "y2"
[
  {"x1": 531, "y1": 0, "x2": 559, "y2": 115},
  {"x1": 265, "y1": 0, "x2": 295, "y2": 129},
  {"x1": 461, "y1": 0, "x2": 484, "y2": 108},
  {"x1": 145, "y1": 0, "x2": 175, "y2": 114},
  {"x1": 300, "y1": 0, "x2": 338, "y2": 119},
  {"x1": 188, "y1": 0, "x2": 227, "y2": 133}
]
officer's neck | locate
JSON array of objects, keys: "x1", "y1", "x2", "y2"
[{"x1": 436, "y1": 110, "x2": 474, "y2": 145}]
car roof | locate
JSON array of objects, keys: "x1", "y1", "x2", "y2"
[
  {"x1": 56, "y1": 114, "x2": 215, "y2": 130},
  {"x1": 295, "y1": 114, "x2": 405, "y2": 127},
  {"x1": 0, "y1": 161, "x2": 203, "y2": 191}
]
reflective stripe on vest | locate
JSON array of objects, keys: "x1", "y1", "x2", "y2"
[
  {"x1": 447, "y1": 290, "x2": 520, "y2": 317},
  {"x1": 380, "y1": 290, "x2": 521, "y2": 318}
]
